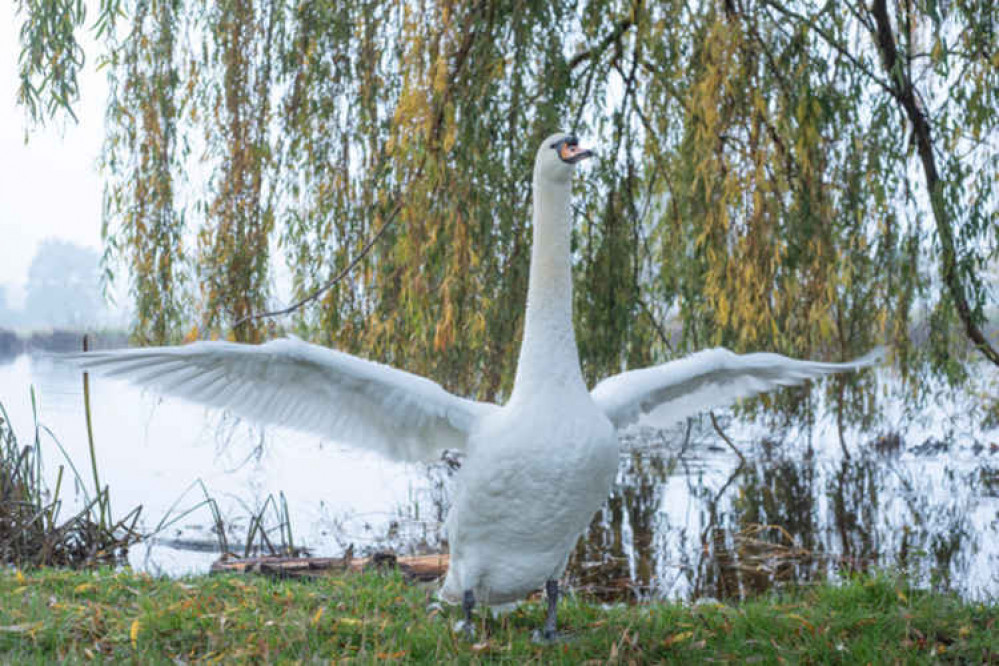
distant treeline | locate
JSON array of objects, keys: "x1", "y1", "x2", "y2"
[{"x1": 0, "y1": 329, "x2": 128, "y2": 357}]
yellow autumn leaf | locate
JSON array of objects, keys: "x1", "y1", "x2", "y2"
[
  {"x1": 15, "y1": 570, "x2": 26, "y2": 585},
  {"x1": 311, "y1": 607, "x2": 324, "y2": 626},
  {"x1": 664, "y1": 630, "x2": 694, "y2": 647},
  {"x1": 785, "y1": 613, "x2": 815, "y2": 632},
  {"x1": 376, "y1": 650, "x2": 407, "y2": 660},
  {"x1": 74, "y1": 583, "x2": 93, "y2": 594},
  {"x1": 130, "y1": 619, "x2": 140, "y2": 648},
  {"x1": 930, "y1": 38, "x2": 943, "y2": 64},
  {"x1": 432, "y1": 57, "x2": 449, "y2": 95},
  {"x1": 0, "y1": 623, "x2": 42, "y2": 634}
]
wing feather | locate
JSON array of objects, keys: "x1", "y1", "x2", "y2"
[
  {"x1": 66, "y1": 338, "x2": 497, "y2": 462},
  {"x1": 591, "y1": 347, "x2": 883, "y2": 430}
]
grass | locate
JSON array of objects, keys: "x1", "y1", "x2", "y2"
[{"x1": 0, "y1": 568, "x2": 994, "y2": 663}]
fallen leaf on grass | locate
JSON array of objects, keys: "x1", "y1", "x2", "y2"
[
  {"x1": 15, "y1": 570, "x2": 26, "y2": 585},
  {"x1": 74, "y1": 583, "x2": 94, "y2": 594},
  {"x1": 376, "y1": 651, "x2": 407, "y2": 659},
  {"x1": 311, "y1": 608, "x2": 324, "y2": 626},
  {"x1": 785, "y1": 613, "x2": 815, "y2": 632},
  {"x1": 663, "y1": 631, "x2": 694, "y2": 647},
  {"x1": 130, "y1": 620, "x2": 140, "y2": 648},
  {"x1": 0, "y1": 623, "x2": 42, "y2": 633}
]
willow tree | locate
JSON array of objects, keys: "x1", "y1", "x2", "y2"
[{"x1": 17, "y1": 0, "x2": 997, "y2": 410}]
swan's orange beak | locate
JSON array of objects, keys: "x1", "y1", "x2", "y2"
[{"x1": 554, "y1": 135, "x2": 593, "y2": 164}]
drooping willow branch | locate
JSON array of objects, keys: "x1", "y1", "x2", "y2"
[{"x1": 230, "y1": 6, "x2": 482, "y2": 336}]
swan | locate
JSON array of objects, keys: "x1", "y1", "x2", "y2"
[{"x1": 68, "y1": 132, "x2": 881, "y2": 640}]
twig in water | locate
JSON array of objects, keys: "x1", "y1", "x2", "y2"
[
  {"x1": 709, "y1": 411, "x2": 746, "y2": 465},
  {"x1": 673, "y1": 418, "x2": 693, "y2": 461}
]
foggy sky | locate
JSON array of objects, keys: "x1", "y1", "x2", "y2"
[{"x1": 0, "y1": 4, "x2": 105, "y2": 308}]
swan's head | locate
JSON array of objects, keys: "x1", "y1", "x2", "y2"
[{"x1": 534, "y1": 132, "x2": 593, "y2": 184}]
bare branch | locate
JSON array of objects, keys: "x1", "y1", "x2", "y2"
[
  {"x1": 760, "y1": 0, "x2": 896, "y2": 98},
  {"x1": 231, "y1": 198, "x2": 403, "y2": 331},
  {"x1": 568, "y1": 18, "x2": 634, "y2": 71}
]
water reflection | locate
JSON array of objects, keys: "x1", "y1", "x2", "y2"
[{"x1": 562, "y1": 424, "x2": 997, "y2": 603}]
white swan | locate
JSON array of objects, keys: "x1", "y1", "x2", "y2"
[{"x1": 69, "y1": 132, "x2": 881, "y2": 639}]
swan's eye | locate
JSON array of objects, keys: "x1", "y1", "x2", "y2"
[{"x1": 550, "y1": 136, "x2": 578, "y2": 150}]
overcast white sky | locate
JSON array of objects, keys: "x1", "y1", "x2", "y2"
[{"x1": 0, "y1": 4, "x2": 106, "y2": 307}]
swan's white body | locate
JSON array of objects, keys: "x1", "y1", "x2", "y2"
[{"x1": 69, "y1": 133, "x2": 881, "y2": 609}]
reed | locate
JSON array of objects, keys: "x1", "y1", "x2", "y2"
[{"x1": 0, "y1": 391, "x2": 141, "y2": 568}]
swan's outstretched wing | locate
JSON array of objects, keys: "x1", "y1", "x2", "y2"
[
  {"x1": 591, "y1": 347, "x2": 883, "y2": 430},
  {"x1": 66, "y1": 338, "x2": 497, "y2": 461}
]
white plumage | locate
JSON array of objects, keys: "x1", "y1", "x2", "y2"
[
  {"x1": 592, "y1": 346, "x2": 884, "y2": 430},
  {"x1": 67, "y1": 132, "x2": 880, "y2": 634},
  {"x1": 73, "y1": 338, "x2": 495, "y2": 461}
]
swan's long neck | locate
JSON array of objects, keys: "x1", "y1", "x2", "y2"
[{"x1": 511, "y1": 174, "x2": 586, "y2": 398}]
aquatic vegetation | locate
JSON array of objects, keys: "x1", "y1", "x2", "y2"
[{"x1": 0, "y1": 394, "x2": 140, "y2": 568}]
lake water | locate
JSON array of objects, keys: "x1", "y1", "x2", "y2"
[{"x1": 1, "y1": 352, "x2": 996, "y2": 602}]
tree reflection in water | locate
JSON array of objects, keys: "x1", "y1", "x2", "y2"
[{"x1": 562, "y1": 422, "x2": 994, "y2": 603}]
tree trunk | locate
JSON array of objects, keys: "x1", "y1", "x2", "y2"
[{"x1": 868, "y1": 0, "x2": 999, "y2": 367}]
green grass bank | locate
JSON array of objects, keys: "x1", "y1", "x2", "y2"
[{"x1": 0, "y1": 568, "x2": 995, "y2": 663}]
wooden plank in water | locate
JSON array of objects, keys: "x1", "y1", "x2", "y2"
[{"x1": 210, "y1": 552, "x2": 449, "y2": 582}]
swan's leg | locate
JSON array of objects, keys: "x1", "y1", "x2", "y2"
[
  {"x1": 542, "y1": 579, "x2": 559, "y2": 640},
  {"x1": 532, "y1": 579, "x2": 563, "y2": 643},
  {"x1": 458, "y1": 589, "x2": 475, "y2": 639}
]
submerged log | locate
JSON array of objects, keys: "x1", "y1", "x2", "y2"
[{"x1": 210, "y1": 552, "x2": 449, "y2": 582}]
